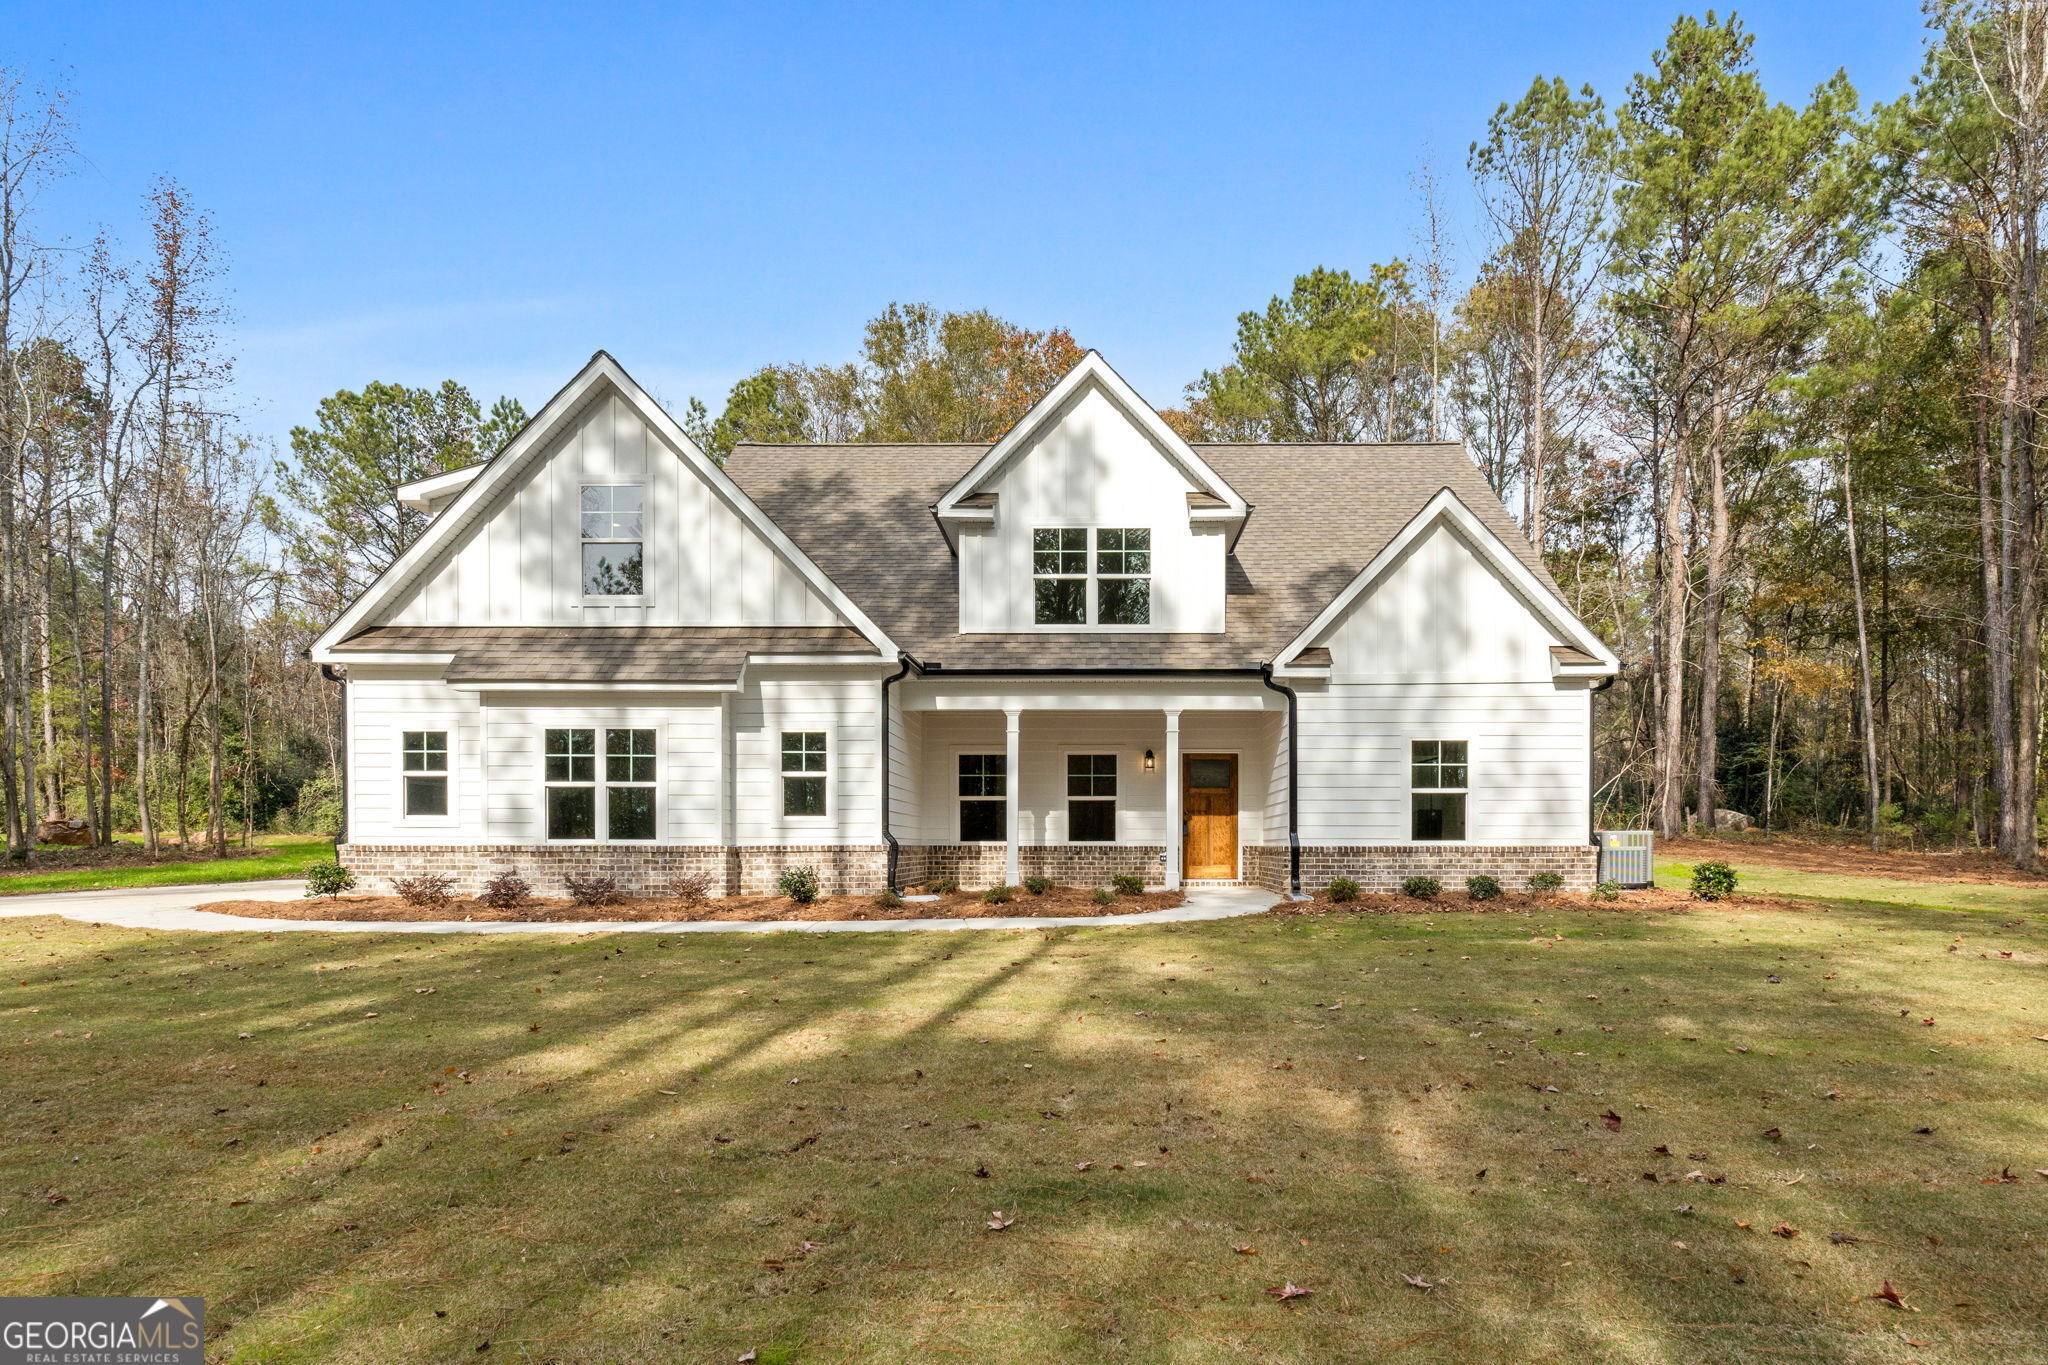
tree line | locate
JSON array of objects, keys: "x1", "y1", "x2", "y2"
[{"x1": 3, "y1": 3, "x2": 2045, "y2": 870}]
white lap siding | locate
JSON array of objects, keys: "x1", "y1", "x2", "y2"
[
  {"x1": 346, "y1": 674, "x2": 485, "y2": 843},
  {"x1": 1294, "y1": 682, "x2": 1590, "y2": 844},
  {"x1": 732, "y1": 669, "x2": 882, "y2": 845}
]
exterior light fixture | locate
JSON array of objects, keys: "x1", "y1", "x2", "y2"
[{"x1": 1144, "y1": 749, "x2": 1156, "y2": 771}]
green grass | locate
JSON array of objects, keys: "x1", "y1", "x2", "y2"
[
  {"x1": 0, "y1": 835, "x2": 332, "y2": 896},
  {"x1": 1657, "y1": 858, "x2": 2048, "y2": 915},
  {"x1": 5, "y1": 893, "x2": 2047, "y2": 1363}
]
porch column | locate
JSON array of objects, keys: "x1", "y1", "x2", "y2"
[
  {"x1": 1004, "y1": 708, "x2": 1022, "y2": 887},
  {"x1": 1163, "y1": 709, "x2": 1182, "y2": 890}
]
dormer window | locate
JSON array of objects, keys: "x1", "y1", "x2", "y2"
[
  {"x1": 1032, "y1": 528, "x2": 1150, "y2": 626},
  {"x1": 581, "y1": 484, "x2": 644, "y2": 597}
]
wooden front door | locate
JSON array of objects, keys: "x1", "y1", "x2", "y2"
[{"x1": 1183, "y1": 754, "x2": 1238, "y2": 880}]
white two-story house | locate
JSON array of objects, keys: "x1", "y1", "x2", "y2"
[{"x1": 309, "y1": 350, "x2": 1618, "y2": 896}]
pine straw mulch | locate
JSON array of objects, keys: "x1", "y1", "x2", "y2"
[
  {"x1": 1661, "y1": 832, "x2": 2048, "y2": 886},
  {"x1": 193, "y1": 885, "x2": 1187, "y2": 924},
  {"x1": 1265, "y1": 886, "x2": 1800, "y2": 917}
]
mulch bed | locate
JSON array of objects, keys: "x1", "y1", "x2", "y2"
[
  {"x1": 1662, "y1": 833, "x2": 2048, "y2": 887},
  {"x1": 194, "y1": 885, "x2": 1187, "y2": 923},
  {"x1": 1266, "y1": 886, "x2": 1761, "y2": 916}
]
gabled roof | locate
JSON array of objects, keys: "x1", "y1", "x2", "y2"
[
  {"x1": 725, "y1": 439, "x2": 1578, "y2": 670},
  {"x1": 309, "y1": 352, "x2": 896, "y2": 661},
  {"x1": 931, "y1": 351, "x2": 1249, "y2": 523}
]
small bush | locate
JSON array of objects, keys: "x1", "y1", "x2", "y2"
[
  {"x1": 872, "y1": 886, "x2": 904, "y2": 909},
  {"x1": 1401, "y1": 875, "x2": 1441, "y2": 900},
  {"x1": 1592, "y1": 879, "x2": 1622, "y2": 902},
  {"x1": 563, "y1": 875, "x2": 623, "y2": 908},
  {"x1": 1022, "y1": 875, "x2": 1054, "y2": 896},
  {"x1": 982, "y1": 884, "x2": 1014, "y2": 905},
  {"x1": 1325, "y1": 876, "x2": 1361, "y2": 903},
  {"x1": 927, "y1": 877, "x2": 959, "y2": 895},
  {"x1": 476, "y1": 874, "x2": 530, "y2": 909},
  {"x1": 1091, "y1": 887, "x2": 1116, "y2": 906},
  {"x1": 777, "y1": 866, "x2": 822, "y2": 904},
  {"x1": 1690, "y1": 860, "x2": 1738, "y2": 901},
  {"x1": 1527, "y1": 871, "x2": 1565, "y2": 894},
  {"x1": 303, "y1": 859, "x2": 354, "y2": 898},
  {"x1": 665, "y1": 872, "x2": 714, "y2": 905},
  {"x1": 1465, "y1": 874, "x2": 1503, "y2": 902},
  {"x1": 392, "y1": 873, "x2": 455, "y2": 908},
  {"x1": 1111, "y1": 873, "x2": 1145, "y2": 896}
]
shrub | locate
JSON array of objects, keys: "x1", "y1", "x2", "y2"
[
  {"x1": 1465, "y1": 874, "x2": 1503, "y2": 902},
  {"x1": 1111, "y1": 873, "x2": 1145, "y2": 896},
  {"x1": 982, "y1": 884, "x2": 1014, "y2": 905},
  {"x1": 665, "y1": 872, "x2": 714, "y2": 906},
  {"x1": 1592, "y1": 879, "x2": 1622, "y2": 902},
  {"x1": 1401, "y1": 875, "x2": 1441, "y2": 900},
  {"x1": 476, "y1": 874, "x2": 530, "y2": 909},
  {"x1": 1527, "y1": 871, "x2": 1565, "y2": 895},
  {"x1": 563, "y1": 875, "x2": 624, "y2": 908},
  {"x1": 1091, "y1": 887, "x2": 1116, "y2": 906},
  {"x1": 927, "y1": 877, "x2": 959, "y2": 895},
  {"x1": 1023, "y1": 875, "x2": 1054, "y2": 896},
  {"x1": 1690, "y1": 860, "x2": 1738, "y2": 901},
  {"x1": 1325, "y1": 876, "x2": 1361, "y2": 903},
  {"x1": 392, "y1": 873, "x2": 455, "y2": 908},
  {"x1": 303, "y1": 859, "x2": 354, "y2": 898},
  {"x1": 777, "y1": 866, "x2": 821, "y2": 904},
  {"x1": 872, "y1": 886, "x2": 904, "y2": 909}
]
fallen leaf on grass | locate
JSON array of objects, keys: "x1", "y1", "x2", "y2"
[
  {"x1": 1075, "y1": 1161, "x2": 1093, "y2": 1172},
  {"x1": 1600, "y1": 1110, "x2": 1623, "y2": 1132},
  {"x1": 1401, "y1": 1274, "x2": 1438, "y2": 1291},
  {"x1": 738, "y1": 1351, "x2": 758, "y2": 1363},
  {"x1": 1828, "y1": 1232, "x2": 1861, "y2": 1245},
  {"x1": 1233, "y1": 1244, "x2": 1258, "y2": 1255},
  {"x1": 1762, "y1": 1128, "x2": 1782, "y2": 1142},
  {"x1": 1870, "y1": 1281, "x2": 1906, "y2": 1308},
  {"x1": 985, "y1": 1211, "x2": 1014, "y2": 1231},
  {"x1": 1772, "y1": 1222, "x2": 1798, "y2": 1239},
  {"x1": 1266, "y1": 1281, "x2": 1312, "y2": 1301}
]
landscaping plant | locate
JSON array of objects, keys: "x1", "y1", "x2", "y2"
[
  {"x1": 1090, "y1": 887, "x2": 1116, "y2": 906},
  {"x1": 664, "y1": 872, "x2": 714, "y2": 906},
  {"x1": 872, "y1": 886, "x2": 904, "y2": 909},
  {"x1": 1401, "y1": 875, "x2": 1440, "y2": 900},
  {"x1": 982, "y1": 884, "x2": 1014, "y2": 905},
  {"x1": 475, "y1": 874, "x2": 531, "y2": 909},
  {"x1": 1465, "y1": 873, "x2": 1503, "y2": 901},
  {"x1": 1111, "y1": 873, "x2": 1145, "y2": 896},
  {"x1": 1325, "y1": 876, "x2": 1360, "y2": 903},
  {"x1": 391, "y1": 872, "x2": 455, "y2": 908},
  {"x1": 1527, "y1": 871, "x2": 1564, "y2": 894},
  {"x1": 563, "y1": 875, "x2": 624, "y2": 908},
  {"x1": 302, "y1": 859, "x2": 354, "y2": 898},
  {"x1": 777, "y1": 866, "x2": 821, "y2": 904},
  {"x1": 1690, "y1": 860, "x2": 1739, "y2": 901},
  {"x1": 1023, "y1": 875, "x2": 1054, "y2": 896}
]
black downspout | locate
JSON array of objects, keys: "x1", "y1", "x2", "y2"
[
  {"x1": 1588, "y1": 671, "x2": 1616, "y2": 846},
  {"x1": 1260, "y1": 665, "x2": 1300, "y2": 897},
  {"x1": 879, "y1": 653, "x2": 915, "y2": 889},
  {"x1": 320, "y1": 663, "x2": 348, "y2": 849}
]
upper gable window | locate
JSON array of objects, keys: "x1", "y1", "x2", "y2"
[
  {"x1": 580, "y1": 485, "x2": 644, "y2": 597},
  {"x1": 1032, "y1": 528, "x2": 1150, "y2": 626}
]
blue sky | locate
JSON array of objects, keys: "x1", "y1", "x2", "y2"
[{"x1": 13, "y1": 1, "x2": 1930, "y2": 449}]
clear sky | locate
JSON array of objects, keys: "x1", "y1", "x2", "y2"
[{"x1": 11, "y1": 1, "x2": 1931, "y2": 449}]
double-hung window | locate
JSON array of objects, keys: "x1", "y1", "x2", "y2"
[
  {"x1": 544, "y1": 727, "x2": 657, "y2": 840},
  {"x1": 581, "y1": 485, "x2": 644, "y2": 597},
  {"x1": 782, "y1": 731, "x2": 828, "y2": 817},
  {"x1": 402, "y1": 731, "x2": 448, "y2": 817},
  {"x1": 1410, "y1": 740, "x2": 1468, "y2": 841},
  {"x1": 1033, "y1": 528, "x2": 1150, "y2": 625},
  {"x1": 1067, "y1": 754, "x2": 1118, "y2": 841},
  {"x1": 958, "y1": 754, "x2": 1006, "y2": 842}
]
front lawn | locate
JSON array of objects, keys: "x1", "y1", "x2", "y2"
[
  {"x1": 4, "y1": 893, "x2": 2045, "y2": 1362},
  {"x1": 0, "y1": 834, "x2": 333, "y2": 896}
]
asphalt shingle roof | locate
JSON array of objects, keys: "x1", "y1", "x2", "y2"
[
  {"x1": 723, "y1": 440, "x2": 1562, "y2": 670},
  {"x1": 330, "y1": 625, "x2": 875, "y2": 683}
]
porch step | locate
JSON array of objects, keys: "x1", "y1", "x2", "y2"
[{"x1": 1182, "y1": 879, "x2": 1245, "y2": 888}]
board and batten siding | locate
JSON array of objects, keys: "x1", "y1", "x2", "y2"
[
  {"x1": 1294, "y1": 515, "x2": 1593, "y2": 845},
  {"x1": 386, "y1": 388, "x2": 844, "y2": 629},
  {"x1": 731, "y1": 670, "x2": 883, "y2": 845},
  {"x1": 955, "y1": 384, "x2": 1226, "y2": 634}
]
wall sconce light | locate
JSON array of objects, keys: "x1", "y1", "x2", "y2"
[{"x1": 1143, "y1": 749, "x2": 1156, "y2": 771}]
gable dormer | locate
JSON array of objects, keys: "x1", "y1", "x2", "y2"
[{"x1": 936, "y1": 353, "x2": 1246, "y2": 635}]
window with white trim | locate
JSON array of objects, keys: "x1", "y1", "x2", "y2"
[
  {"x1": 782, "y1": 731, "x2": 827, "y2": 817},
  {"x1": 580, "y1": 485, "x2": 644, "y2": 597},
  {"x1": 1410, "y1": 740, "x2": 1467, "y2": 841},
  {"x1": 402, "y1": 731, "x2": 448, "y2": 817},
  {"x1": 1067, "y1": 753, "x2": 1118, "y2": 841},
  {"x1": 1032, "y1": 528, "x2": 1150, "y2": 625},
  {"x1": 958, "y1": 753, "x2": 1006, "y2": 842},
  {"x1": 543, "y1": 727, "x2": 657, "y2": 840}
]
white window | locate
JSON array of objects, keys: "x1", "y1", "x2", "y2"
[
  {"x1": 544, "y1": 726, "x2": 657, "y2": 841},
  {"x1": 958, "y1": 753, "x2": 1006, "y2": 842},
  {"x1": 782, "y1": 731, "x2": 828, "y2": 817},
  {"x1": 1033, "y1": 528, "x2": 1150, "y2": 625},
  {"x1": 581, "y1": 485, "x2": 644, "y2": 597},
  {"x1": 1411, "y1": 740, "x2": 1467, "y2": 841},
  {"x1": 1066, "y1": 753, "x2": 1118, "y2": 841},
  {"x1": 401, "y1": 730, "x2": 448, "y2": 818}
]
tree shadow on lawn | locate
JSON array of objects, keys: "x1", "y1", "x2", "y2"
[{"x1": 3, "y1": 903, "x2": 2046, "y2": 1363}]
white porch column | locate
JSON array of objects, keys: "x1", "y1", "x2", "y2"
[
  {"x1": 1004, "y1": 708, "x2": 1022, "y2": 887},
  {"x1": 1163, "y1": 709, "x2": 1182, "y2": 890}
]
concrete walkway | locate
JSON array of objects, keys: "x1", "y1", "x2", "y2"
[{"x1": 0, "y1": 878, "x2": 1279, "y2": 935}]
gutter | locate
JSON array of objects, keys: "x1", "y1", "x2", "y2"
[
  {"x1": 879, "y1": 653, "x2": 918, "y2": 889},
  {"x1": 319, "y1": 662, "x2": 348, "y2": 848},
  {"x1": 1259, "y1": 664, "x2": 1301, "y2": 897},
  {"x1": 916, "y1": 665, "x2": 1265, "y2": 677}
]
